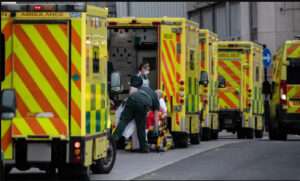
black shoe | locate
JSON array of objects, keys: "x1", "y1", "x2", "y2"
[{"x1": 139, "y1": 146, "x2": 150, "y2": 153}]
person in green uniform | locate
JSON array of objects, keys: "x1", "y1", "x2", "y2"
[{"x1": 112, "y1": 76, "x2": 160, "y2": 153}]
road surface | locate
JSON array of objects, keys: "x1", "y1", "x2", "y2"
[
  {"x1": 136, "y1": 136, "x2": 300, "y2": 180},
  {"x1": 6, "y1": 132, "x2": 300, "y2": 180}
]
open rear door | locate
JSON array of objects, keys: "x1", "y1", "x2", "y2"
[
  {"x1": 12, "y1": 21, "x2": 70, "y2": 139},
  {"x1": 159, "y1": 23, "x2": 183, "y2": 132}
]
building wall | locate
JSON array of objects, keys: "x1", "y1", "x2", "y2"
[
  {"x1": 187, "y1": 2, "x2": 300, "y2": 53},
  {"x1": 116, "y1": 2, "x2": 187, "y2": 18}
]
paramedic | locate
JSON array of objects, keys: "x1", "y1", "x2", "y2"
[
  {"x1": 137, "y1": 62, "x2": 151, "y2": 87},
  {"x1": 112, "y1": 76, "x2": 160, "y2": 152}
]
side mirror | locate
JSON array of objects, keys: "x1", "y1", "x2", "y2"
[
  {"x1": 199, "y1": 71, "x2": 209, "y2": 86},
  {"x1": 1, "y1": 89, "x2": 16, "y2": 120},
  {"x1": 218, "y1": 76, "x2": 226, "y2": 88},
  {"x1": 0, "y1": 33, "x2": 5, "y2": 82},
  {"x1": 111, "y1": 72, "x2": 123, "y2": 93}
]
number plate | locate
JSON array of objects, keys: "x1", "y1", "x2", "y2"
[{"x1": 224, "y1": 119, "x2": 232, "y2": 124}]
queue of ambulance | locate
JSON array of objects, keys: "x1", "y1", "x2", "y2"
[{"x1": 1, "y1": 2, "x2": 300, "y2": 180}]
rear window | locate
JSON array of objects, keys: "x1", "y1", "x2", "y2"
[{"x1": 287, "y1": 60, "x2": 300, "y2": 84}]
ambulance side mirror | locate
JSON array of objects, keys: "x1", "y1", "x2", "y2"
[
  {"x1": 199, "y1": 71, "x2": 209, "y2": 86},
  {"x1": 218, "y1": 76, "x2": 226, "y2": 88},
  {"x1": 0, "y1": 33, "x2": 5, "y2": 82},
  {"x1": 111, "y1": 72, "x2": 123, "y2": 93},
  {"x1": 1, "y1": 89, "x2": 16, "y2": 120}
]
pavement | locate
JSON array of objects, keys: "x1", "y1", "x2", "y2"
[{"x1": 93, "y1": 132, "x2": 244, "y2": 180}]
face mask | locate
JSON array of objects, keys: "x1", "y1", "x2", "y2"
[{"x1": 144, "y1": 70, "x2": 150, "y2": 75}]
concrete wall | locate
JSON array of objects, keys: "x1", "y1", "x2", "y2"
[
  {"x1": 256, "y1": 2, "x2": 300, "y2": 53},
  {"x1": 116, "y1": 2, "x2": 187, "y2": 18},
  {"x1": 187, "y1": 2, "x2": 300, "y2": 53}
]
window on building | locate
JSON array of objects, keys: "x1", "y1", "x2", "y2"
[
  {"x1": 249, "y1": 2, "x2": 258, "y2": 41},
  {"x1": 215, "y1": 3, "x2": 227, "y2": 39},
  {"x1": 188, "y1": 2, "x2": 242, "y2": 40},
  {"x1": 201, "y1": 7, "x2": 214, "y2": 31},
  {"x1": 230, "y1": 2, "x2": 241, "y2": 38}
]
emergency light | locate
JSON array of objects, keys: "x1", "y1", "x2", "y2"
[{"x1": 1, "y1": 3, "x2": 86, "y2": 12}]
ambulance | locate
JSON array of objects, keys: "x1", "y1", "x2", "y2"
[
  {"x1": 267, "y1": 39, "x2": 300, "y2": 140},
  {"x1": 214, "y1": 41, "x2": 264, "y2": 139},
  {"x1": 1, "y1": 3, "x2": 115, "y2": 179},
  {"x1": 108, "y1": 17, "x2": 201, "y2": 147},
  {"x1": 198, "y1": 29, "x2": 219, "y2": 140}
]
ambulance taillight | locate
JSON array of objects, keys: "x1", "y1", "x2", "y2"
[{"x1": 280, "y1": 80, "x2": 287, "y2": 105}]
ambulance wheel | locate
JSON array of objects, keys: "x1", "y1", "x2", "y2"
[
  {"x1": 269, "y1": 128, "x2": 287, "y2": 140},
  {"x1": 237, "y1": 128, "x2": 245, "y2": 139},
  {"x1": 58, "y1": 165, "x2": 89, "y2": 180},
  {"x1": 0, "y1": 160, "x2": 4, "y2": 181},
  {"x1": 45, "y1": 165, "x2": 57, "y2": 178},
  {"x1": 255, "y1": 130, "x2": 264, "y2": 138},
  {"x1": 201, "y1": 128, "x2": 211, "y2": 141},
  {"x1": 190, "y1": 133, "x2": 200, "y2": 145},
  {"x1": 91, "y1": 136, "x2": 116, "y2": 174},
  {"x1": 246, "y1": 128, "x2": 254, "y2": 139},
  {"x1": 173, "y1": 132, "x2": 189, "y2": 148},
  {"x1": 211, "y1": 130, "x2": 219, "y2": 140}
]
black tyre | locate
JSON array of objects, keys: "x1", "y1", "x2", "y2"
[
  {"x1": 91, "y1": 136, "x2": 116, "y2": 174},
  {"x1": 58, "y1": 164, "x2": 89, "y2": 181},
  {"x1": 255, "y1": 130, "x2": 264, "y2": 138},
  {"x1": 211, "y1": 130, "x2": 219, "y2": 140},
  {"x1": 173, "y1": 133, "x2": 188, "y2": 148},
  {"x1": 246, "y1": 128, "x2": 254, "y2": 139},
  {"x1": 201, "y1": 128, "x2": 211, "y2": 141},
  {"x1": 190, "y1": 133, "x2": 200, "y2": 145},
  {"x1": 0, "y1": 159, "x2": 4, "y2": 181},
  {"x1": 44, "y1": 165, "x2": 57, "y2": 179},
  {"x1": 237, "y1": 128, "x2": 245, "y2": 139}
]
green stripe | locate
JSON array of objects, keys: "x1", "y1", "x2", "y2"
[
  {"x1": 104, "y1": 110, "x2": 108, "y2": 130},
  {"x1": 91, "y1": 84, "x2": 96, "y2": 110},
  {"x1": 192, "y1": 95, "x2": 195, "y2": 112},
  {"x1": 96, "y1": 111, "x2": 101, "y2": 132},
  {"x1": 86, "y1": 112, "x2": 91, "y2": 134},
  {"x1": 188, "y1": 77, "x2": 192, "y2": 94}
]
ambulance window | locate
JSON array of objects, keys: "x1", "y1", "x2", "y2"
[
  {"x1": 93, "y1": 46, "x2": 100, "y2": 73},
  {"x1": 190, "y1": 50, "x2": 195, "y2": 70}
]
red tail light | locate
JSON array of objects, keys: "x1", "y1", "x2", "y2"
[
  {"x1": 152, "y1": 21, "x2": 161, "y2": 26},
  {"x1": 33, "y1": 5, "x2": 42, "y2": 11},
  {"x1": 280, "y1": 80, "x2": 287, "y2": 105},
  {"x1": 108, "y1": 22, "x2": 117, "y2": 26}
]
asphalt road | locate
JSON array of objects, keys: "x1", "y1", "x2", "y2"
[
  {"x1": 6, "y1": 133, "x2": 300, "y2": 180},
  {"x1": 136, "y1": 136, "x2": 300, "y2": 180}
]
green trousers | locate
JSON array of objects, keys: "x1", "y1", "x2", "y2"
[{"x1": 113, "y1": 97, "x2": 149, "y2": 149}]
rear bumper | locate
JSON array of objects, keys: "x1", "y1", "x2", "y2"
[
  {"x1": 9, "y1": 137, "x2": 87, "y2": 169},
  {"x1": 218, "y1": 110, "x2": 241, "y2": 131}
]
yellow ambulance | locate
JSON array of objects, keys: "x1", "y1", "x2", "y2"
[
  {"x1": 214, "y1": 41, "x2": 264, "y2": 139},
  {"x1": 1, "y1": 3, "x2": 115, "y2": 179},
  {"x1": 108, "y1": 17, "x2": 201, "y2": 147}
]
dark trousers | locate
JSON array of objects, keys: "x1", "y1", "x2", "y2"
[{"x1": 112, "y1": 97, "x2": 149, "y2": 149}]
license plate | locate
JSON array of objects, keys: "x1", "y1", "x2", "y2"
[
  {"x1": 27, "y1": 143, "x2": 51, "y2": 162},
  {"x1": 224, "y1": 119, "x2": 232, "y2": 124}
]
